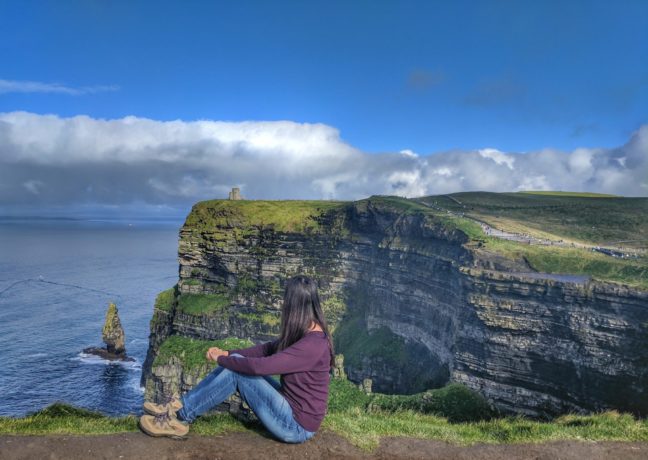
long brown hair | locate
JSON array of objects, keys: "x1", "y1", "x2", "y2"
[{"x1": 275, "y1": 275, "x2": 334, "y2": 367}]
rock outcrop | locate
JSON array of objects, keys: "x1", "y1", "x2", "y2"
[
  {"x1": 85, "y1": 302, "x2": 134, "y2": 361},
  {"x1": 142, "y1": 197, "x2": 648, "y2": 418}
]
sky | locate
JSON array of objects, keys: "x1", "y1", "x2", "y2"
[{"x1": 0, "y1": 0, "x2": 647, "y2": 217}]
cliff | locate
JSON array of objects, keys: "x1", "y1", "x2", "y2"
[{"x1": 142, "y1": 195, "x2": 648, "y2": 418}]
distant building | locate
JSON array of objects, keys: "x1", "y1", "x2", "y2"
[{"x1": 228, "y1": 187, "x2": 243, "y2": 200}]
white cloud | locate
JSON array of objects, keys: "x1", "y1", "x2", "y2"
[
  {"x1": 0, "y1": 79, "x2": 119, "y2": 95},
  {"x1": 0, "y1": 112, "x2": 646, "y2": 213},
  {"x1": 400, "y1": 149, "x2": 419, "y2": 158},
  {"x1": 478, "y1": 148, "x2": 515, "y2": 170},
  {"x1": 23, "y1": 180, "x2": 44, "y2": 195}
]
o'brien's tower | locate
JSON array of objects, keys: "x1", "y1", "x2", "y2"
[{"x1": 228, "y1": 187, "x2": 243, "y2": 200}]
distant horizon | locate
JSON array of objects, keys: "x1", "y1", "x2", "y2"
[
  {"x1": 2, "y1": 189, "x2": 646, "y2": 221},
  {"x1": 1, "y1": 2, "x2": 646, "y2": 215}
]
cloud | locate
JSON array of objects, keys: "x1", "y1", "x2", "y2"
[
  {"x1": 406, "y1": 69, "x2": 445, "y2": 91},
  {"x1": 478, "y1": 148, "x2": 515, "y2": 170},
  {"x1": 0, "y1": 79, "x2": 119, "y2": 95},
  {"x1": 0, "y1": 111, "x2": 646, "y2": 215}
]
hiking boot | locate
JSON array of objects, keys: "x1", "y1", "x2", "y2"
[
  {"x1": 143, "y1": 393, "x2": 183, "y2": 416},
  {"x1": 139, "y1": 412, "x2": 189, "y2": 439}
]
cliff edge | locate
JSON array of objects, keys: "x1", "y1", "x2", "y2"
[{"x1": 141, "y1": 194, "x2": 648, "y2": 418}]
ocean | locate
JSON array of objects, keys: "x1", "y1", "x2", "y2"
[{"x1": 0, "y1": 218, "x2": 182, "y2": 417}]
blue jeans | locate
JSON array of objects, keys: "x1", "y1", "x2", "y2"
[{"x1": 176, "y1": 354, "x2": 316, "y2": 444}]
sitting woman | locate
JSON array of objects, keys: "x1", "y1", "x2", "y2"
[{"x1": 139, "y1": 275, "x2": 334, "y2": 444}]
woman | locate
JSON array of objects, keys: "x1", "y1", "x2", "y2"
[{"x1": 139, "y1": 275, "x2": 334, "y2": 443}]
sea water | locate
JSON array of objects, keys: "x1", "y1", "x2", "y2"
[{"x1": 0, "y1": 218, "x2": 181, "y2": 417}]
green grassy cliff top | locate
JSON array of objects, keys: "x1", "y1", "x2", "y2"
[
  {"x1": 184, "y1": 199, "x2": 346, "y2": 233},
  {"x1": 180, "y1": 194, "x2": 646, "y2": 289}
]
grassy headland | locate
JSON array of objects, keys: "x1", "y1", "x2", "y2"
[
  {"x1": 3, "y1": 380, "x2": 647, "y2": 450},
  {"x1": 418, "y1": 191, "x2": 648, "y2": 249},
  {"x1": 184, "y1": 199, "x2": 346, "y2": 234}
]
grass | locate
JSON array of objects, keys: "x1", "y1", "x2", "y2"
[
  {"x1": 3, "y1": 390, "x2": 647, "y2": 452},
  {"x1": 152, "y1": 335, "x2": 254, "y2": 373},
  {"x1": 0, "y1": 403, "x2": 244, "y2": 436},
  {"x1": 519, "y1": 191, "x2": 621, "y2": 197},
  {"x1": 183, "y1": 194, "x2": 647, "y2": 289},
  {"x1": 419, "y1": 191, "x2": 648, "y2": 249},
  {"x1": 154, "y1": 287, "x2": 176, "y2": 312},
  {"x1": 2, "y1": 355, "x2": 645, "y2": 450},
  {"x1": 321, "y1": 294, "x2": 347, "y2": 324},
  {"x1": 334, "y1": 317, "x2": 407, "y2": 369},
  {"x1": 184, "y1": 199, "x2": 346, "y2": 234},
  {"x1": 235, "y1": 311, "x2": 281, "y2": 327},
  {"x1": 368, "y1": 383, "x2": 494, "y2": 423},
  {"x1": 482, "y1": 237, "x2": 648, "y2": 289},
  {"x1": 177, "y1": 293, "x2": 231, "y2": 315},
  {"x1": 0, "y1": 404, "x2": 138, "y2": 435},
  {"x1": 323, "y1": 408, "x2": 648, "y2": 450}
]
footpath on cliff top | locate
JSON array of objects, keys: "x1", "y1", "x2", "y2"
[{"x1": 2, "y1": 432, "x2": 647, "y2": 460}]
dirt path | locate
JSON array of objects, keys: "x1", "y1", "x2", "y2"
[{"x1": 2, "y1": 432, "x2": 647, "y2": 460}]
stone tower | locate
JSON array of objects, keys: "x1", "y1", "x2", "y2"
[{"x1": 228, "y1": 187, "x2": 242, "y2": 200}]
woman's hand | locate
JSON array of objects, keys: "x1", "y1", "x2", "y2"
[{"x1": 206, "y1": 347, "x2": 229, "y2": 362}]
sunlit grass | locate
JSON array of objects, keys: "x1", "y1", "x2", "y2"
[
  {"x1": 185, "y1": 199, "x2": 346, "y2": 234},
  {"x1": 176, "y1": 293, "x2": 231, "y2": 315},
  {"x1": 3, "y1": 403, "x2": 647, "y2": 453},
  {"x1": 482, "y1": 236, "x2": 648, "y2": 289},
  {"x1": 152, "y1": 335, "x2": 253, "y2": 372},
  {"x1": 323, "y1": 409, "x2": 648, "y2": 450}
]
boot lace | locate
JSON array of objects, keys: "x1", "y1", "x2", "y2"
[
  {"x1": 153, "y1": 411, "x2": 172, "y2": 427},
  {"x1": 159, "y1": 393, "x2": 179, "y2": 409}
]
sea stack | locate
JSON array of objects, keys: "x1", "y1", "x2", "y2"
[{"x1": 84, "y1": 302, "x2": 134, "y2": 361}]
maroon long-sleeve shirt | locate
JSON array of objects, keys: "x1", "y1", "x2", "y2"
[{"x1": 216, "y1": 331, "x2": 331, "y2": 432}]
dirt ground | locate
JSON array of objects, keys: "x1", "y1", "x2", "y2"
[{"x1": 1, "y1": 431, "x2": 647, "y2": 460}]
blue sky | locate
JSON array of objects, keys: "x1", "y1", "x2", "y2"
[
  {"x1": 0, "y1": 1, "x2": 647, "y2": 215},
  {"x1": 2, "y1": 0, "x2": 646, "y2": 153}
]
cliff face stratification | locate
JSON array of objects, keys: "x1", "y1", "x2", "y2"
[{"x1": 142, "y1": 197, "x2": 648, "y2": 418}]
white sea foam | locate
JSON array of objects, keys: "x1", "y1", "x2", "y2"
[
  {"x1": 72, "y1": 352, "x2": 141, "y2": 370},
  {"x1": 128, "y1": 338, "x2": 147, "y2": 345},
  {"x1": 129, "y1": 379, "x2": 146, "y2": 394},
  {"x1": 26, "y1": 352, "x2": 48, "y2": 358}
]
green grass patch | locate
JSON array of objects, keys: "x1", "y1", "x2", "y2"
[
  {"x1": 419, "y1": 191, "x2": 648, "y2": 249},
  {"x1": 328, "y1": 379, "x2": 493, "y2": 423},
  {"x1": 154, "y1": 287, "x2": 176, "y2": 312},
  {"x1": 0, "y1": 403, "x2": 138, "y2": 435},
  {"x1": 327, "y1": 378, "x2": 374, "y2": 413},
  {"x1": 358, "y1": 195, "x2": 432, "y2": 215},
  {"x1": 235, "y1": 311, "x2": 281, "y2": 327},
  {"x1": 321, "y1": 294, "x2": 347, "y2": 325},
  {"x1": 519, "y1": 191, "x2": 620, "y2": 197},
  {"x1": 182, "y1": 279, "x2": 202, "y2": 286},
  {"x1": 0, "y1": 402, "x2": 247, "y2": 436},
  {"x1": 236, "y1": 275, "x2": 258, "y2": 294},
  {"x1": 368, "y1": 383, "x2": 494, "y2": 423},
  {"x1": 365, "y1": 195, "x2": 485, "y2": 242},
  {"x1": 177, "y1": 293, "x2": 231, "y2": 315},
  {"x1": 323, "y1": 408, "x2": 648, "y2": 450},
  {"x1": 3, "y1": 394, "x2": 647, "y2": 451},
  {"x1": 184, "y1": 199, "x2": 346, "y2": 234},
  {"x1": 152, "y1": 335, "x2": 254, "y2": 373},
  {"x1": 483, "y1": 237, "x2": 648, "y2": 289},
  {"x1": 334, "y1": 317, "x2": 407, "y2": 368}
]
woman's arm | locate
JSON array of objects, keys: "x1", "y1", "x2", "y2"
[
  {"x1": 226, "y1": 340, "x2": 277, "y2": 358},
  {"x1": 217, "y1": 337, "x2": 323, "y2": 375}
]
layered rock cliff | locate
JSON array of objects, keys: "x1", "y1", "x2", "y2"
[{"x1": 142, "y1": 196, "x2": 648, "y2": 418}]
